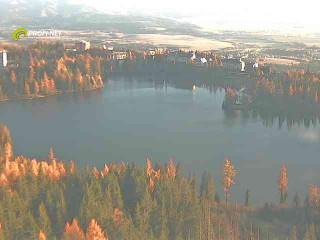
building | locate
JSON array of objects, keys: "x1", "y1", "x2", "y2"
[
  {"x1": 0, "y1": 51, "x2": 7, "y2": 67},
  {"x1": 112, "y1": 51, "x2": 128, "y2": 60},
  {"x1": 75, "y1": 41, "x2": 91, "y2": 51}
]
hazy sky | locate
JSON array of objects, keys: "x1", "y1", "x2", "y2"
[{"x1": 72, "y1": 0, "x2": 320, "y2": 31}]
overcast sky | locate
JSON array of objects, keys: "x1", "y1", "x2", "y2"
[{"x1": 71, "y1": 0, "x2": 320, "y2": 32}]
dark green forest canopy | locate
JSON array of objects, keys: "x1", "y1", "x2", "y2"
[{"x1": 0, "y1": 125, "x2": 320, "y2": 239}]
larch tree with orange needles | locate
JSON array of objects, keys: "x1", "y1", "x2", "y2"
[
  {"x1": 278, "y1": 164, "x2": 288, "y2": 207},
  {"x1": 309, "y1": 184, "x2": 319, "y2": 207},
  {"x1": 86, "y1": 219, "x2": 109, "y2": 240},
  {"x1": 62, "y1": 219, "x2": 85, "y2": 240},
  {"x1": 39, "y1": 230, "x2": 47, "y2": 240},
  {"x1": 222, "y1": 159, "x2": 237, "y2": 204}
]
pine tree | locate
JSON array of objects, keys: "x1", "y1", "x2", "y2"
[
  {"x1": 29, "y1": 66, "x2": 35, "y2": 83},
  {"x1": 289, "y1": 83, "x2": 295, "y2": 96},
  {"x1": 10, "y1": 71, "x2": 16, "y2": 84},
  {"x1": 37, "y1": 203, "x2": 54, "y2": 239},
  {"x1": 245, "y1": 189, "x2": 251, "y2": 208},
  {"x1": 34, "y1": 81, "x2": 40, "y2": 95},
  {"x1": 314, "y1": 90, "x2": 318, "y2": 104},
  {"x1": 304, "y1": 223, "x2": 311, "y2": 240},
  {"x1": 309, "y1": 223, "x2": 317, "y2": 240},
  {"x1": 200, "y1": 172, "x2": 215, "y2": 203},
  {"x1": 24, "y1": 81, "x2": 31, "y2": 96},
  {"x1": 75, "y1": 68, "x2": 84, "y2": 91},
  {"x1": 159, "y1": 197, "x2": 169, "y2": 240},
  {"x1": 290, "y1": 225, "x2": 298, "y2": 240},
  {"x1": 292, "y1": 192, "x2": 301, "y2": 208}
]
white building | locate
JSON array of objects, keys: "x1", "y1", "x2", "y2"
[{"x1": 0, "y1": 51, "x2": 7, "y2": 67}]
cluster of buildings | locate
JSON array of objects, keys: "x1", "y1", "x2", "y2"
[{"x1": 0, "y1": 40, "x2": 269, "y2": 75}]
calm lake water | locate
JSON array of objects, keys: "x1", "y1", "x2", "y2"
[{"x1": 1, "y1": 76, "x2": 320, "y2": 205}]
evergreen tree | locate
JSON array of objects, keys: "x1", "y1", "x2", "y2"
[
  {"x1": 278, "y1": 164, "x2": 288, "y2": 207},
  {"x1": 309, "y1": 224, "x2": 317, "y2": 240},
  {"x1": 292, "y1": 192, "x2": 301, "y2": 208},
  {"x1": 62, "y1": 219, "x2": 85, "y2": 240},
  {"x1": 245, "y1": 189, "x2": 251, "y2": 208},
  {"x1": 38, "y1": 202, "x2": 54, "y2": 239},
  {"x1": 290, "y1": 225, "x2": 298, "y2": 240},
  {"x1": 222, "y1": 159, "x2": 237, "y2": 204},
  {"x1": 304, "y1": 227, "x2": 311, "y2": 240},
  {"x1": 24, "y1": 81, "x2": 31, "y2": 96}
]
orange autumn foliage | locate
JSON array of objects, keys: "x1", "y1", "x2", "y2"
[
  {"x1": 62, "y1": 219, "x2": 85, "y2": 240},
  {"x1": 167, "y1": 159, "x2": 176, "y2": 178},
  {"x1": 86, "y1": 219, "x2": 109, "y2": 240},
  {"x1": 149, "y1": 177, "x2": 155, "y2": 192},
  {"x1": 309, "y1": 184, "x2": 319, "y2": 207},
  {"x1": 100, "y1": 163, "x2": 109, "y2": 178},
  {"x1": 91, "y1": 162, "x2": 127, "y2": 179},
  {"x1": 113, "y1": 208, "x2": 125, "y2": 227},
  {"x1": 0, "y1": 149, "x2": 74, "y2": 188},
  {"x1": 92, "y1": 167, "x2": 100, "y2": 179},
  {"x1": 145, "y1": 158, "x2": 161, "y2": 191},
  {"x1": 146, "y1": 158, "x2": 154, "y2": 177},
  {"x1": 222, "y1": 159, "x2": 237, "y2": 192},
  {"x1": 0, "y1": 173, "x2": 9, "y2": 187},
  {"x1": 278, "y1": 164, "x2": 288, "y2": 195},
  {"x1": 39, "y1": 230, "x2": 47, "y2": 240}
]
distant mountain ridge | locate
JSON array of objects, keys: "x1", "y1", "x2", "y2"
[
  {"x1": 0, "y1": 0, "x2": 98, "y2": 18},
  {"x1": 0, "y1": 0, "x2": 202, "y2": 38}
]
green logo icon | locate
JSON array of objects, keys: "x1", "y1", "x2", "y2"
[{"x1": 12, "y1": 28, "x2": 28, "y2": 40}]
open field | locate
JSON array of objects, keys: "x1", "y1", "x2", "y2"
[
  {"x1": 135, "y1": 34, "x2": 233, "y2": 50},
  {"x1": 259, "y1": 57, "x2": 300, "y2": 65}
]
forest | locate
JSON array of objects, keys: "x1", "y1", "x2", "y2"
[
  {"x1": 1, "y1": 125, "x2": 320, "y2": 240},
  {"x1": 0, "y1": 42, "x2": 105, "y2": 101}
]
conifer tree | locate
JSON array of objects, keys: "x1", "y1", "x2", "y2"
[
  {"x1": 304, "y1": 223, "x2": 311, "y2": 240},
  {"x1": 309, "y1": 184, "x2": 319, "y2": 207},
  {"x1": 85, "y1": 219, "x2": 108, "y2": 240},
  {"x1": 25, "y1": 81, "x2": 31, "y2": 96},
  {"x1": 39, "y1": 230, "x2": 47, "y2": 240},
  {"x1": 292, "y1": 192, "x2": 301, "y2": 208},
  {"x1": 309, "y1": 223, "x2": 317, "y2": 240},
  {"x1": 38, "y1": 202, "x2": 54, "y2": 239},
  {"x1": 290, "y1": 225, "x2": 298, "y2": 240},
  {"x1": 222, "y1": 159, "x2": 237, "y2": 204},
  {"x1": 62, "y1": 219, "x2": 85, "y2": 240},
  {"x1": 0, "y1": 224, "x2": 4, "y2": 240},
  {"x1": 10, "y1": 71, "x2": 16, "y2": 84},
  {"x1": 34, "y1": 81, "x2": 40, "y2": 95},
  {"x1": 278, "y1": 164, "x2": 288, "y2": 206},
  {"x1": 245, "y1": 189, "x2": 251, "y2": 208}
]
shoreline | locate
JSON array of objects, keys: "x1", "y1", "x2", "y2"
[{"x1": 0, "y1": 85, "x2": 104, "y2": 103}]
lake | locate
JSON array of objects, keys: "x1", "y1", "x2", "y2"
[{"x1": 1, "y1": 76, "x2": 320, "y2": 205}]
